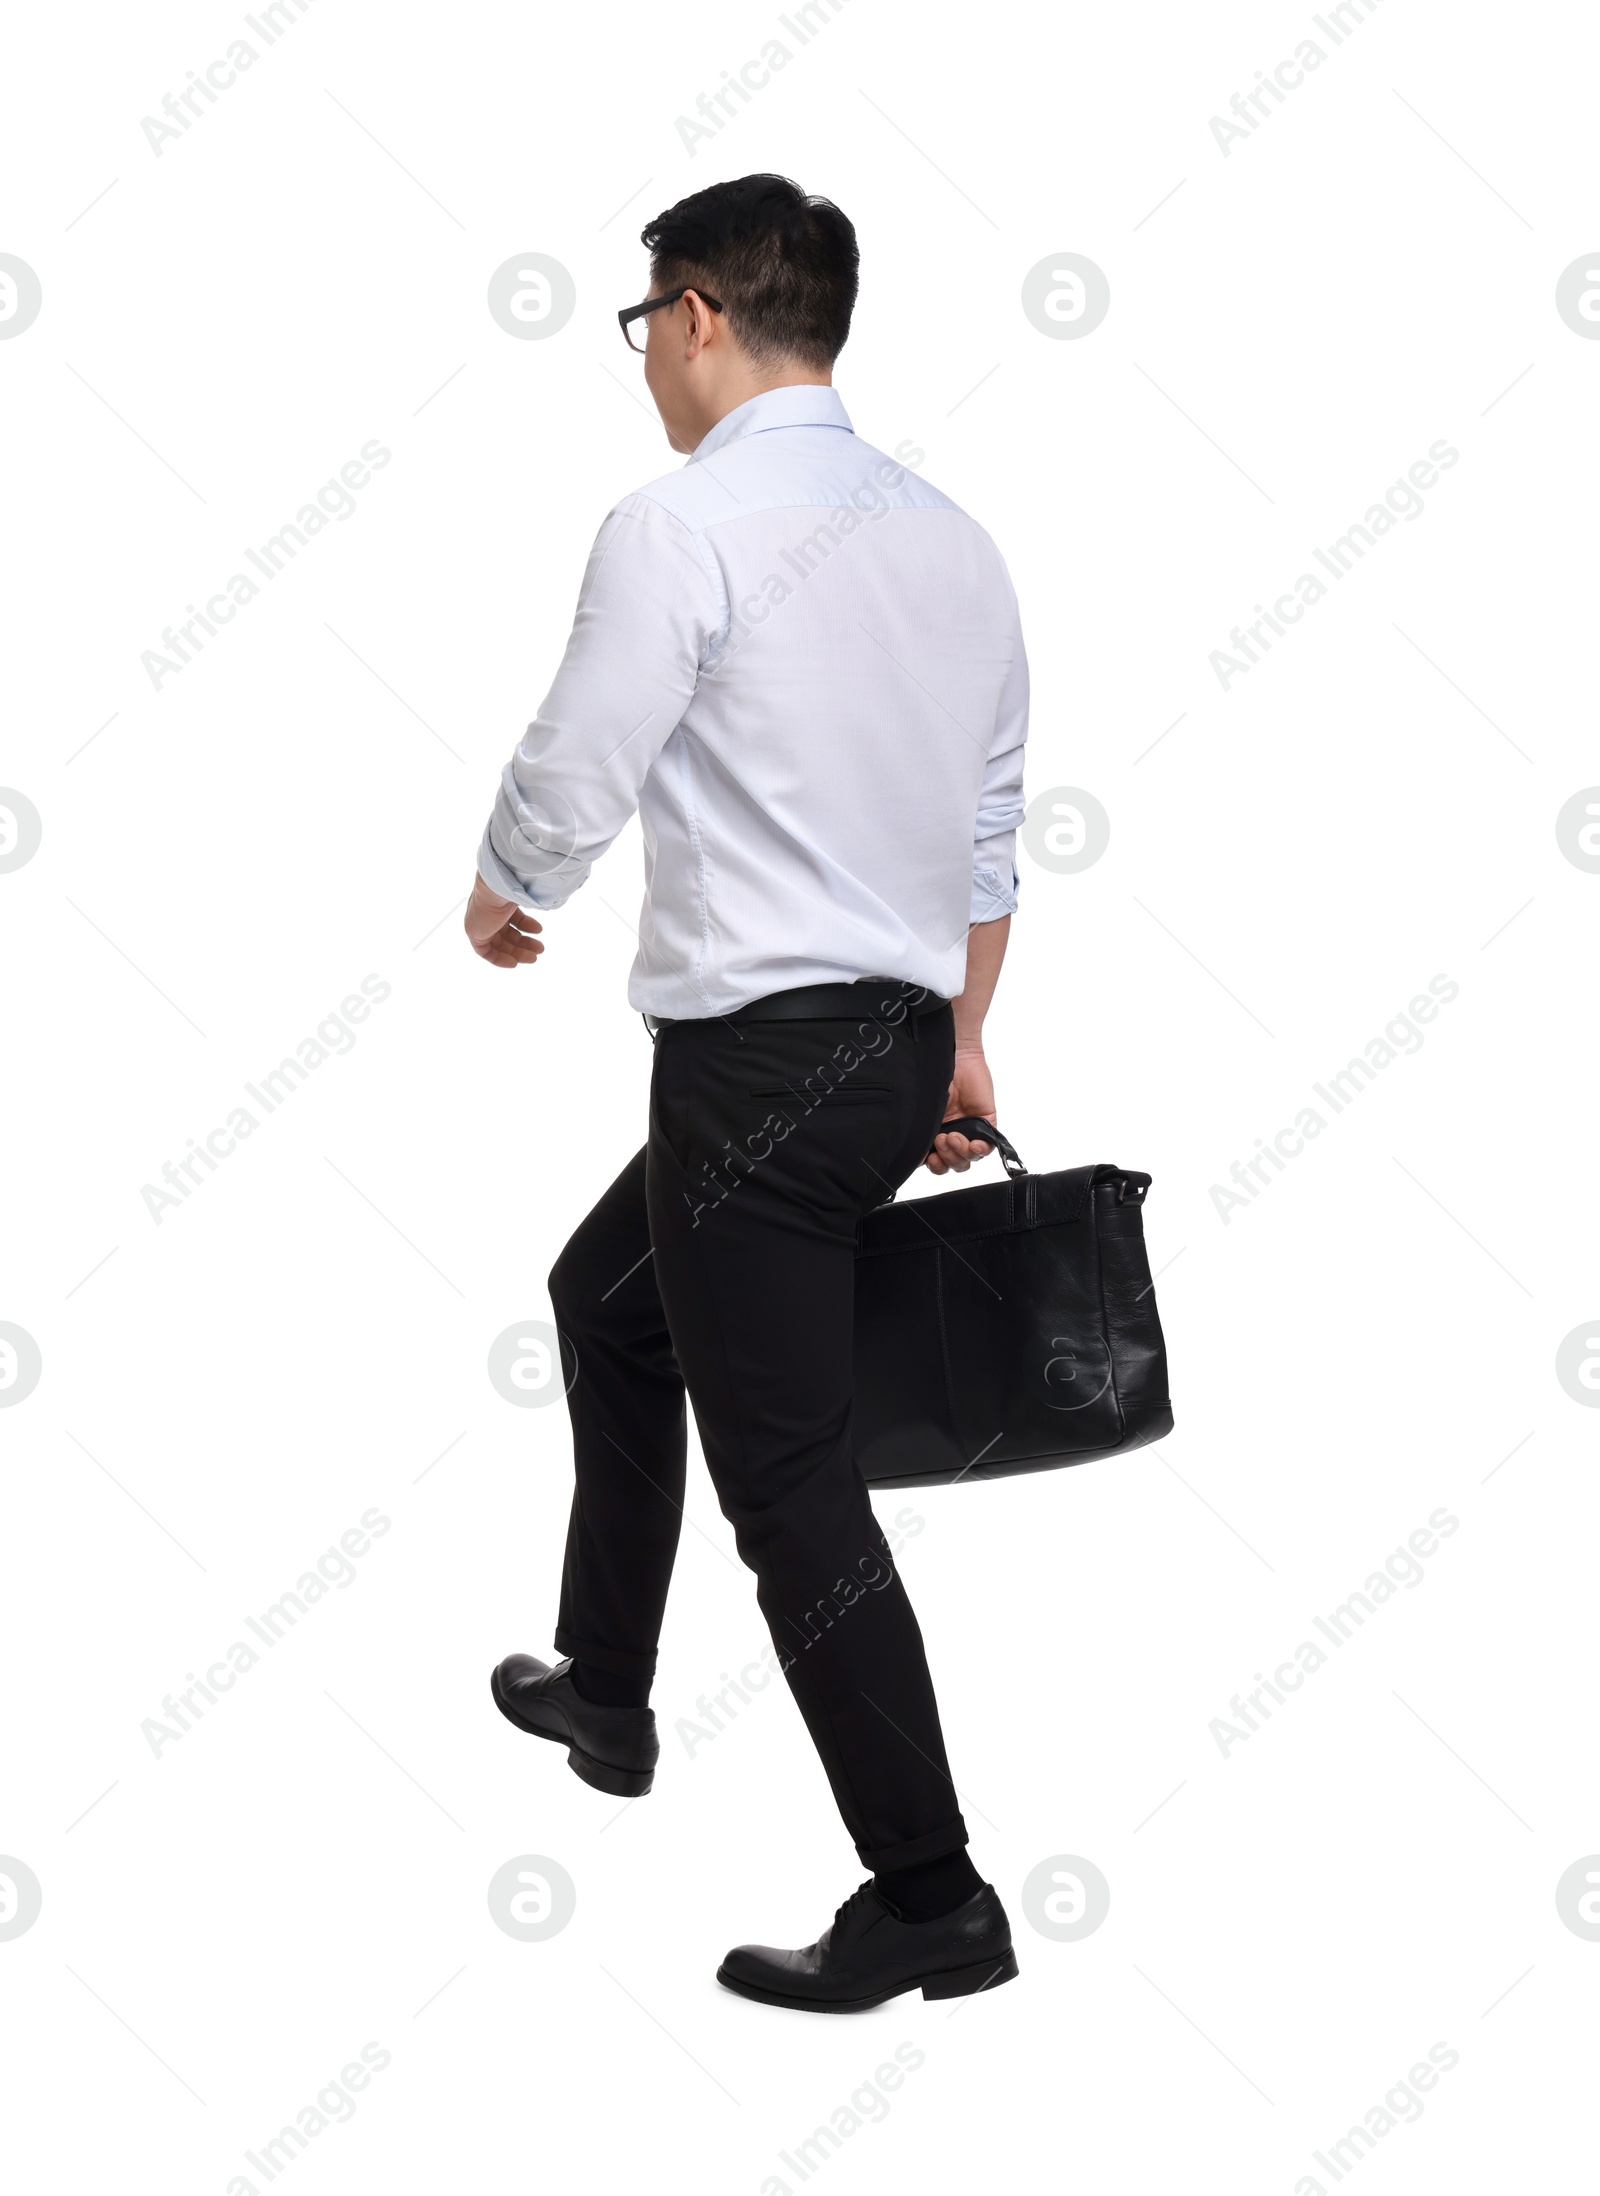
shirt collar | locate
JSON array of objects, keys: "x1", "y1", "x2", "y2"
[{"x1": 691, "y1": 383, "x2": 853, "y2": 461}]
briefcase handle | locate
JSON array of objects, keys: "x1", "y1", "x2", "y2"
[{"x1": 930, "y1": 1116, "x2": 1029, "y2": 1179}]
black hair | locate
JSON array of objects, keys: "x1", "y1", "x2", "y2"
[{"x1": 640, "y1": 173, "x2": 858, "y2": 371}]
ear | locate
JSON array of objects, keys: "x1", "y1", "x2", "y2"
[{"x1": 682, "y1": 289, "x2": 720, "y2": 356}]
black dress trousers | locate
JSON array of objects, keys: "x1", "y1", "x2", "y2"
[{"x1": 549, "y1": 988, "x2": 970, "y2": 1871}]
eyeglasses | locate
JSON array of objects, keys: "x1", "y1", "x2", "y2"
[{"x1": 617, "y1": 286, "x2": 724, "y2": 353}]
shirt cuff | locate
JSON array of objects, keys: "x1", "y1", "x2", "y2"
[
  {"x1": 970, "y1": 856, "x2": 1019, "y2": 926},
  {"x1": 476, "y1": 824, "x2": 571, "y2": 913}
]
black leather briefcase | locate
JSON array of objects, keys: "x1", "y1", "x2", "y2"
[{"x1": 853, "y1": 1118, "x2": 1174, "y2": 1490}]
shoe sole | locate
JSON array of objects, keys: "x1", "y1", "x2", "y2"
[
  {"x1": 715, "y1": 1946, "x2": 1018, "y2": 2013},
  {"x1": 488, "y1": 1667, "x2": 655, "y2": 1798}
]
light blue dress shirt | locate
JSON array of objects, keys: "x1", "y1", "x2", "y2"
[{"x1": 477, "y1": 384, "x2": 1029, "y2": 1017}]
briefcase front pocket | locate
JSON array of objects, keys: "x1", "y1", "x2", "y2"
[{"x1": 934, "y1": 1215, "x2": 1125, "y2": 1465}]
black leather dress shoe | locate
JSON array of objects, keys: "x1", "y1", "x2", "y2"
[
  {"x1": 489, "y1": 1653, "x2": 658, "y2": 1797},
  {"x1": 717, "y1": 1880, "x2": 1018, "y2": 2012}
]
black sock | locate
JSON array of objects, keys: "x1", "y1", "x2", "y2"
[
  {"x1": 569, "y1": 1660, "x2": 651, "y2": 1710},
  {"x1": 874, "y1": 1849, "x2": 984, "y2": 1923}
]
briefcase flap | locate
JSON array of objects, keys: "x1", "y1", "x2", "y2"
[{"x1": 858, "y1": 1163, "x2": 1135, "y2": 1256}]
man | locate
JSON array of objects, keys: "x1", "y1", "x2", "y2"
[{"x1": 466, "y1": 174, "x2": 1028, "y2": 2012}]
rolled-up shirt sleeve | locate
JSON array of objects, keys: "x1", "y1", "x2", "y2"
[
  {"x1": 477, "y1": 493, "x2": 724, "y2": 911},
  {"x1": 970, "y1": 586, "x2": 1029, "y2": 925}
]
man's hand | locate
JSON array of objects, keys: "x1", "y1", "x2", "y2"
[
  {"x1": 925, "y1": 1047, "x2": 997, "y2": 1174},
  {"x1": 465, "y1": 873, "x2": 545, "y2": 968}
]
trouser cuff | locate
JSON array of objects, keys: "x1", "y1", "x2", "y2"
[
  {"x1": 553, "y1": 1626, "x2": 657, "y2": 1682},
  {"x1": 857, "y1": 1814, "x2": 969, "y2": 1872}
]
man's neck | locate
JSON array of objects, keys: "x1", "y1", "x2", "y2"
[{"x1": 676, "y1": 371, "x2": 832, "y2": 455}]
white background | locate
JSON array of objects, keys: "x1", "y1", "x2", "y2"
[{"x1": 2, "y1": 1, "x2": 1596, "y2": 2189}]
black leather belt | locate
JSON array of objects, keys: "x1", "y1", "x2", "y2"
[{"x1": 644, "y1": 977, "x2": 951, "y2": 1038}]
